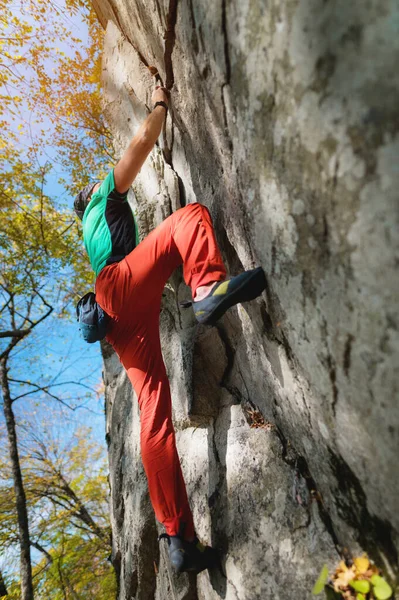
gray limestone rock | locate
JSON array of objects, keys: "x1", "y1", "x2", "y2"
[{"x1": 95, "y1": 1, "x2": 399, "y2": 598}]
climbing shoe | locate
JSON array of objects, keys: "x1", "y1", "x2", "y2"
[
  {"x1": 159, "y1": 534, "x2": 219, "y2": 574},
  {"x1": 193, "y1": 267, "x2": 266, "y2": 326}
]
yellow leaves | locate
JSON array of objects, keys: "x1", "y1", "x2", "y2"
[
  {"x1": 354, "y1": 555, "x2": 370, "y2": 574},
  {"x1": 0, "y1": 0, "x2": 109, "y2": 290},
  {"x1": 0, "y1": 159, "x2": 84, "y2": 292},
  {"x1": 313, "y1": 554, "x2": 393, "y2": 600},
  {"x1": 1, "y1": 423, "x2": 117, "y2": 599},
  {"x1": 0, "y1": 7, "x2": 110, "y2": 200},
  {"x1": 333, "y1": 562, "x2": 356, "y2": 592},
  {"x1": 95, "y1": 380, "x2": 105, "y2": 398}
]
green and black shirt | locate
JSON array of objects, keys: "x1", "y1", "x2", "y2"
[{"x1": 81, "y1": 170, "x2": 139, "y2": 276}]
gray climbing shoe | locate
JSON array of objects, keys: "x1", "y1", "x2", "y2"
[
  {"x1": 159, "y1": 534, "x2": 219, "y2": 574},
  {"x1": 193, "y1": 267, "x2": 266, "y2": 326}
]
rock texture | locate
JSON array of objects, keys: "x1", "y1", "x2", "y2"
[{"x1": 94, "y1": 0, "x2": 399, "y2": 598}]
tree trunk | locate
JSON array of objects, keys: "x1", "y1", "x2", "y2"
[
  {"x1": 0, "y1": 570, "x2": 8, "y2": 596},
  {"x1": 0, "y1": 358, "x2": 34, "y2": 600}
]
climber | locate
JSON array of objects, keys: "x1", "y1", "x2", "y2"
[{"x1": 74, "y1": 85, "x2": 266, "y2": 574}]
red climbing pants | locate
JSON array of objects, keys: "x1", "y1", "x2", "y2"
[{"x1": 96, "y1": 203, "x2": 226, "y2": 539}]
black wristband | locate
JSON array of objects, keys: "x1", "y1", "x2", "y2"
[{"x1": 153, "y1": 101, "x2": 168, "y2": 113}]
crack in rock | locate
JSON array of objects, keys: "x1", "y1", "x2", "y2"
[{"x1": 164, "y1": 0, "x2": 178, "y2": 90}]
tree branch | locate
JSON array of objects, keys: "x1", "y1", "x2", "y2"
[
  {"x1": 0, "y1": 285, "x2": 54, "y2": 360},
  {"x1": 0, "y1": 294, "x2": 14, "y2": 317},
  {"x1": 9, "y1": 378, "x2": 97, "y2": 413},
  {"x1": 0, "y1": 329, "x2": 31, "y2": 339},
  {"x1": 31, "y1": 541, "x2": 53, "y2": 564}
]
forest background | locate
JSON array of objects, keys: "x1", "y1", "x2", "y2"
[{"x1": 0, "y1": 0, "x2": 116, "y2": 597}]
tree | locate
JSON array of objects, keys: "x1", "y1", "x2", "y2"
[
  {"x1": 28, "y1": 7, "x2": 113, "y2": 196},
  {"x1": 0, "y1": 0, "x2": 112, "y2": 193},
  {"x1": 0, "y1": 166, "x2": 89, "y2": 599},
  {"x1": 0, "y1": 571, "x2": 8, "y2": 596},
  {"x1": 0, "y1": 425, "x2": 116, "y2": 599},
  {"x1": 0, "y1": 1, "x2": 113, "y2": 596}
]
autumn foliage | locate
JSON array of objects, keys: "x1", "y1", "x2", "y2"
[
  {"x1": 0, "y1": 0, "x2": 112, "y2": 194},
  {"x1": 313, "y1": 555, "x2": 393, "y2": 600},
  {"x1": 0, "y1": 1, "x2": 116, "y2": 597},
  {"x1": 0, "y1": 425, "x2": 117, "y2": 598}
]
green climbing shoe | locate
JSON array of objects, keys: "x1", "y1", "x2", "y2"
[
  {"x1": 193, "y1": 267, "x2": 266, "y2": 326},
  {"x1": 159, "y1": 534, "x2": 219, "y2": 574}
]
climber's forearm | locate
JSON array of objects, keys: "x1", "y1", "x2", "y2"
[{"x1": 113, "y1": 106, "x2": 167, "y2": 193}]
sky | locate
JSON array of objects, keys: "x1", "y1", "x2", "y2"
[
  {"x1": 0, "y1": 0, "x2": 107, "y2": 577},
  {"x1": 0, "y1": 0, "x2": 106, "y2": 438}
]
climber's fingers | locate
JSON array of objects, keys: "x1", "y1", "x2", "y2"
[
  {"x1": 155, "y1": 85, "x2": 169, "y2": 95},
  {"x1": 151, "y1": 86, "x2": 169, "y2": 106}
]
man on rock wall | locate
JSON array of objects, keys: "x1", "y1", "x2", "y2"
[{"x1": 74, "y1": 86, "x2": 266, "y2": 574}]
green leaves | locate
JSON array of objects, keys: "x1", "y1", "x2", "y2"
[
  {"x1": 0, "y1": 0, "x2": 107, "y2": 315},
  {"x1": 0, "y1": 426, "x2": 117, "y2": 598},
  {"x1": 1, "y1": 1, "x2": 112, "y2": 597},
  {"x1": 312, "y1": 564, "x2": 329, "y2": 595},
  {"x1": 370, "y1": 575, "x2": 393, "y2": 600},
  {"x1": 349, "y1": 579, "x2": 370, "y2": 594},
  {"x1": 312, "y1": 557, "x2": 393, "y2": 600}
]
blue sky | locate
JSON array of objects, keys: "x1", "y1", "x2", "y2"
[
  {"x1": 0, "y1": 0, "x2": 105, "y2": 437},
  {"x1": 0, "y1": 1, "x2": 107, "y2": 576}
]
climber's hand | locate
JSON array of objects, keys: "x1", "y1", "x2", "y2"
[
  {"x1": 151, "y1": 86, "x2": 169, "y2": 107},
  {"x1": 113, "y1": 87, "x2": 169, "y2": 193}
]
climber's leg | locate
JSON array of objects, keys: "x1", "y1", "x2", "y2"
[
  {"x1": 96, "y1": 203, "x2": 227, "y2": 321},
  {"x1": 115, "y1": 200, "x2": 264, "y2": 327},
  {"x1": 116, "y1": 313, "x2": 195, "y2": 540},
  {"x1": 95, "y1": 202, "x2": 264, "y2": 545},
  {"x1": 166, "y1": 202, "x2": 227, "y2": 294},
  {"x1": 96, "y1": 204, "x2": 228, "y2": 541}
]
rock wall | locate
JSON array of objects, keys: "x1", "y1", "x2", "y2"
[{"x1": 93, "y1": 1, "x2": 399, "y2": 598}]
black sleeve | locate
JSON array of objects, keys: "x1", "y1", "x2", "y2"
[{"x1": 108, "y1": 188, "x2": 129, "y2": 202}]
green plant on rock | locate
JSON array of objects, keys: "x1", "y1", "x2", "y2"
[{"x1": 312, "y1": 555, "x2": 393, "y2": 600}]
